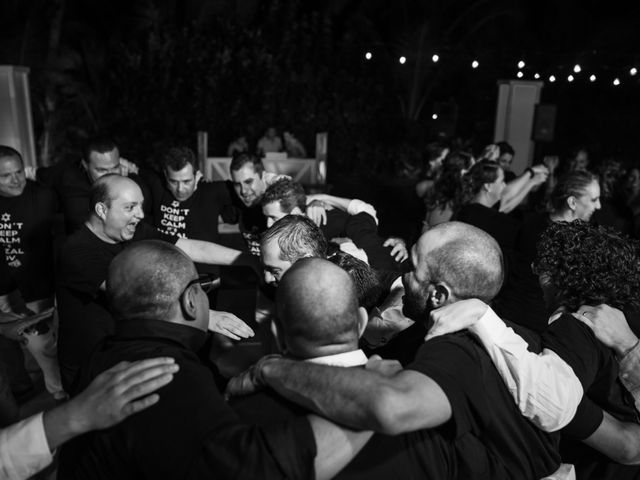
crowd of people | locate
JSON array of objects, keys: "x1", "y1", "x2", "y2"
[{"x1": 1, "y1": 135, "x2": 640, "y2": 479}]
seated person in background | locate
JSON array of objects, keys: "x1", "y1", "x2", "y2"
[
  {"x1": 226, "y1": 135, "x2": 249, "y2": 157},
  {"x1": 0, "y1": 146, "x2": 65, "y2": 401},
  {"x1": 262, "y1": 178, "x2": 404, "y2": 271},
  {"x1": 56, "y1": 175, "x2": 254, "y2": 390},
  {"x1": 232, "y1": 258, "x2": 458, "y2": 479},
  {"x1": 427, "y1": 221, "x2": 640, "y2": 479},
  {"x1": 228, "y1": 222, "x2": 564, "y2": 479},
  {"x1": 414, "y1": 141, "x2": 449, "y2": 197},
  {"x1": 257, "y1": 127, "x2": 283, "y2": 155},
  {"x1": 1, "y1": 357, "x2": 178, "y2": 480},
  {"x1": 283, "y1": 131, "x2": 307, "y2": 158},
  {"x1": 59, "y1": 240, "x2": 370, "y2": 479}
]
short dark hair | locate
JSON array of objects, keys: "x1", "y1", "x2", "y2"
[
  {"x1": 230, "y1": 152, "x2": 264, "y2": 175},
  {"x1": 261, "y1": 215, "x2": 327, "y2": 262},
  {"x1": 84, "y1": 135, "x2": 118, "y2": 161},
  {"x1": 162, "y1": 146, "x2": 198, "y2": 173},
  {"x1": 0, "y1": 145, "x2": 23, "y2": 163},
  {"x1": 261, "y1": 178, "x2": 306, "y2": 213},
  {"x1": 107, "y1": 240, "x2": 194, "y2": 321},
  {"x1": 327, "y1": 251, "x2": 385, "y2": 310},
  {"x1": 535, "y1": 221, "x2": 640, "y2": 311},
  {"x1": 425, "y1": 222, "x2": 504, "y2": 303},
  {"x1": 496, "y1": 141, "x2": 515, "y2": 157},
  {"x1": 549, "y1": 170, "x2": 598, "y2": 213}
]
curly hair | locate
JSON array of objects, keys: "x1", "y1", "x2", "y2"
[
  {"x1": 534, "y1": 221, "x2": 640, "y2": 311},
  {"x1": 261, "y1": 178, "x2": 306, "y2": 213},
  {"x1": 424, "y1": 151, "x2": 474, "y2": 212}
]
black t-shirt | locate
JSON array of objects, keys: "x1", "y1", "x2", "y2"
[
  {"x1": 56, "y1": 222, "x2": 175, "y2": 386},
  {"x1": 407, "y1": 333, "x2": 561, "y2": 479},
  {"x1": 541, "y1": 313, "x2": 640, "y2": 479},
  {"x1": 148, "y1": 174, "x2": 236, "y2": 274},
  {"x1": 38, "y1": 161, "x2": 151, "y2": 234},
  {"x1": 455, "y1": 203, "x2": 520, "y2": 252},
  {"x1": 59, "y1": 319, "x2": 316, "y2": 480},
  {"x1": 0, "y1": 182, "x2": 57, "y2": 301}
]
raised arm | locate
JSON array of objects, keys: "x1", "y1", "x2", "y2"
[
  {"x1": 499, "y1": 165, "x2": 549, "y2": 213},
  {"x1": 427, "y1": 299, "x2": 583, "y2": 431},
  {"x1": 226, "y1": 356, "x2": 451, "y2": 435}
]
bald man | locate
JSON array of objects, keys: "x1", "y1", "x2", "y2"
[
  {"x1": 58, "y1": 240, "x2": 369, "y2": 479},
  {"x1": 232, "y1": 258, "x2": 455, "y2": 479},
  {"x1": 56, "y1": 174, "x2": 254, "y2": 390},
  {"x1": 228, "y1": 222, "x2": 563, "y2": 479}
]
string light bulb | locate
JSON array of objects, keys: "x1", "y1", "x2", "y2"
[
  {"x1": 534, "y1": 73, "x2": 540, "y2": 79},
  {"x1": 365, "y1": 52, "x2": 372, "y2": 60},
  {"x1": 573, "y1": 64, "x2": 581, "y2": 73},
  {"x1": 432, "y1": 113, "x2": 438, "y2": 120},
  {"x1": 589, "y1": 74, "x2": 596, "y2": 82},
  {"x1": 613, "y1": 78, "x2": 621, "y2": 86},
  {"x1": 549, "y1": 75, "x2": 556, "y2": 83},
  {"x1": 631, "y1": 67, "x2": 638, "y2": 76},
  {"x1": 399, "y1": 56, "x2": 406, "y2": 64},
  {"x1": 432, "y1": 54, "x2": 439, "y2": 63},
  {"x1": 517, "y1": 71, "x2": 524, "y2": 78},
  {"x1": 471, "y1": 60, "x2": 479, "y2": 69},
  {"x1": 567, "y1": 74, "x2": 574, "y2": 82},
  {"x1": 518, "y1": 60, "x2": 525, "y2": 69}
]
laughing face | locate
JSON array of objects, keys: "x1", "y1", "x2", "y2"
[{"x1": 102, "y1": 182, "x2": 145, "y2": 242}]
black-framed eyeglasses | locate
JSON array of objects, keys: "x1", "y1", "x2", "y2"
[{"x1": 183, "y1": 274, "x2": 220, "y2": 295}]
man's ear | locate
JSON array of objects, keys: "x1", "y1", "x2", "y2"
[
  {"x1": 291, "y1": 206, "x2": 304, "y2": 215},
  {"x1": 567, "y1": 195, "x2": 577, "y2": 211},
  {"x1": 356, "y1": 307, "x2": 368, "y2": 339},
  {"x1": 180, "y1": 285, "x2": 198, "y2": 321},
  {"x1": 95, "y1": 202, "x2": 108, "y2": 221},
  {"x1": 195, "y1": 170, "x2": 203, "y2": 184},
  {"x1": 428, "y1": 283, "x2": 451, "y2": 308},
  {"x1": 81, "y1": 159, "x2": 89, "y2": 172}
]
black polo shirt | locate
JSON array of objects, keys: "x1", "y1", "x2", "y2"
[
  {"x1": 407, "y1": 332, "x2": 561, "y2": 479},
  {"x1": 56, "y1": 222, "x2": 175, "y2": 389},
  {"x1": 58, "y1": 318, "x2": 316, "y2": 479},
  {"x1": 455, "y1": 203, "x2": 520, "y2": 252},
  {"x1": 0, "y1": 181, "x2": 57, "y2": 301}
]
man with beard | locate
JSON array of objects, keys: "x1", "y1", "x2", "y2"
[
  {"x1": 57, "y1": 174, "x2": 254, "y2": 390},
  {"x1": 227, "y1": 222, "x2": 563, "y2": 479}
]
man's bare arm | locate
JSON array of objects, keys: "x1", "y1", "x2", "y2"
[
  {"x1": 175, "y1": 238, "x2": 255, "y2": 268},
  {"x1": 229, "y1": 357, "x2": 451, "y2": 435},
  {"x1": 584, "y1": 411, "x2": 640, "y2": 465}
]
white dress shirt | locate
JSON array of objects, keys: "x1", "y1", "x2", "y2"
[
  {"x1": 0, "y1": 412, "x2": 53, "y2": 480},
  {"x1": 468, "y1": 307, "x2": 584, "y2": 432}
]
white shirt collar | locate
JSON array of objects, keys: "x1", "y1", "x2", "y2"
[{"x1": 305, "y1": 349, "x2": 368, "y2": 367}]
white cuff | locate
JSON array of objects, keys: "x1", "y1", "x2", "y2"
[
  {"x1": 347, "y1": 200, "x2": 378, "y2": 225},
  {"x1": 0, "y1": 412, "x2": 53, "y2": 480}
]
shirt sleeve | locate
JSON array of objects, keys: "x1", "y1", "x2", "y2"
[
  {"x1": 468, "y1": 307, "x2": 583, "y2": 432},
  {"x1": 344, "y1": 213, "x2": 394, "y2": 271},
  {"x1": 618, "y1": 341, "x2": 640, "y2": 412},
  {"x1": 347, "y1": 199, "x2": 379, "y2": 225},
  {"x1": 0, "y1": 412, "x2": 53, "y2": 480}
]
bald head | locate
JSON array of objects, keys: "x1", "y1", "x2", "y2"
[
  {"x1": 89, "y1": 174, "x2": 145, "y2": 243},
  {"x1": 420, "y1": 221, "x2": 503, "y2": 302},
  {"x1": 107, "y1": 240, "x2": 201, "y2": 325},
  {"x1": 276, "y1": 258, "x2": 362, "y2": 359}
]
